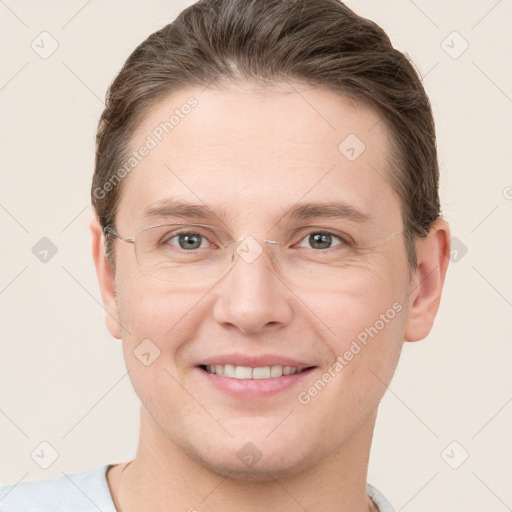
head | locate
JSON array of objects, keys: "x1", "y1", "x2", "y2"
[{"x1": 91, "y1": 0, "x2": 449, "y2": 478}]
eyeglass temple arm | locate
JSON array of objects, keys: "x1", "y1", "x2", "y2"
[{"x1": 103, "y1": 226, "x2": 135, "y2": 244}]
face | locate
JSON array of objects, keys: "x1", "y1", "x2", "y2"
[{"x1": 99, "y1": 82, "x2": 418, "y2": 478}]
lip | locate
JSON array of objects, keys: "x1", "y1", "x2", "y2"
[
  {"x1": 196, "y1": 354, "x2": 317, "y2": 400},
  {"x1": 197, "y1": 366, "x2": 316, "y2": 399},
  {"x1": 199, "y1": 353, "x2": 314, "y2": 371}
]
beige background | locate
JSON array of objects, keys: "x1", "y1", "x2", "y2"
[{"x1": 1, "y1": 1, "x2": 511, "y2": 510}]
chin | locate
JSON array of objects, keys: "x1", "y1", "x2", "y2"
[
  {"x1": 190, "y1": 445, "x2": 312, "y2": 482},
  {"x1": 180, "y1": 424, "x2": 322, "y2": 482}
]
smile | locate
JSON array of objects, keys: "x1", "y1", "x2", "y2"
[{"x1": 201, "y1": 364, "x2": 309, "y2": 379}]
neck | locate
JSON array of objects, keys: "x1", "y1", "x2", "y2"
[{"x1": 112, "y1": 406, "x2": 379, "y2": 512}]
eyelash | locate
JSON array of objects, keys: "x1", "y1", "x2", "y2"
[{"x1": 163, "y1": 228, "x2": 351, "y2": 251}]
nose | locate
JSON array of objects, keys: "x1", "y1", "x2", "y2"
[{"x1": 212, "y1": 236, "x2": 293, "y2": 334}]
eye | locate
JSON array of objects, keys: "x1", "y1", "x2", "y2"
[
  {"x1": 163, "y1": 230, "x2": 212, "y2": 251},
  {"x1": 295, "y1": 230, "x2": 348, "y2": 251}
]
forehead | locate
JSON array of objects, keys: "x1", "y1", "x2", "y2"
[{"x1": 115, "y1": 82, "x2": 401, "y2": 233}]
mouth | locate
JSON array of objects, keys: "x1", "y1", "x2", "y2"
[
  {"x1": 195, "y1": 352, "x2": 318, "y2": 399},
  {"x1": 199, "y1": 364, "x2": 314, "y2": 379},
  {"x1": 196, "y1": 362, "x2": 317, "y2": 399}
]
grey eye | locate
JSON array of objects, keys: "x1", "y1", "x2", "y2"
[
  {"x1": 178, "y1": 233, "x2": 203, "y2": 250},
  {"x1": 310, "y1": 233, "x2": 332, "y2": 249},
  {"x1": 298, "y1": 232, "x2": 344, "y2": 250},
  {"x1": 165, "y1": 231, "x2": 209, "y2": 250}
]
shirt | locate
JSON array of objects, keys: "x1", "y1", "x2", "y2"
[{"x1": 0, "y1": 464, "x2": 396, "y2": 511}]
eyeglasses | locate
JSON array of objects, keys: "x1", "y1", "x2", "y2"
[{"x1": 104, "y1": 223, "x2": 404, "y2": 289}]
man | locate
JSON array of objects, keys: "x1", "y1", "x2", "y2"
[{"x1": 0, "y1": 1, "x2": 450, "y2": 510}]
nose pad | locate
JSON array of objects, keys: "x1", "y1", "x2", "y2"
[{"x1": 266, "y1": 240, "x2": 280, "y2": 266}]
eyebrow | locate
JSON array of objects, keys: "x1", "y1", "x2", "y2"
[
  {"x1": 282, "y1": 201, "x2": 370, "y2": 224},
  {"x1": 141, "y1": 199, "x2": 371, "y2": 225}
]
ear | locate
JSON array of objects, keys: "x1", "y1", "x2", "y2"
[
  {"x1": 90, "y1": 217, "x2": 122, "y2": 339},
  {"x1": 404, "y1": 218, "x2": 450, "y2": 342}
]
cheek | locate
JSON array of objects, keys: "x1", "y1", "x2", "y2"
[
  {"x1": 117, "y1": 281, "x2": 184, "y2": 342},
  {"x1": 302, "y1": 256, "x2": 407, "y2": 341},
  {"x1": 114, "y1": 282, "x2": 196, "y2": 416},
  {"x1": 299, "y1": 295, "x2": 406, "y2": 437},
  {"x1": 314, "y1": 266, "x2": 407, "y2": 397},
  {"x1": 114, "y1": 275, "x2": 208, "y2": 375}
]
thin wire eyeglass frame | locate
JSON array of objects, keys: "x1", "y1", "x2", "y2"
[
  {"x1": 103, "y1": 222, "x2": 405, "y2": 285},
  {"x1": 104, "y1": 223, "x2": 280, "y2": 269}
]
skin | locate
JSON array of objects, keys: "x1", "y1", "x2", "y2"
[{"x1": 91, "y1": 81, "x2": 450, "y2": 512}]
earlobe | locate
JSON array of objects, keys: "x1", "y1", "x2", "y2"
[
  {"x1": 90, "y1": 217, "x2": 122, "y2": 339},
  {"x1": 404, "y1": 218, "x2": 451, "y2": 342}
]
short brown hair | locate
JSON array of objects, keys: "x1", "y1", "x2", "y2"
[{"x1": 92, "y1": 0, "x2": 441, "y2": 269}]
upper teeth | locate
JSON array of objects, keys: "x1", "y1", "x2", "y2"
[{"x1": 205, "y1": 364, "x2": 301, "y2": 379}]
